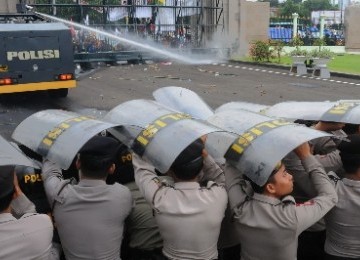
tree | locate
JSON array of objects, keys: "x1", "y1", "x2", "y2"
[
  {"x1": 279, "y1": 0, "x2": 304, "y2": 17},
  {"x1": 302, "y1": 0, "x2": 336, "y2": 17},
  {"x1": 279, "y1": 0, "x2": 335, "y2": 18},
  {"x1": 259, "y1": 0, "x2": 280, "y2": 8}
]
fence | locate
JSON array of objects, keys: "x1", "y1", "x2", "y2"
[{"x1": 31, "y1": 1, "x2": 225, "y2": 51}]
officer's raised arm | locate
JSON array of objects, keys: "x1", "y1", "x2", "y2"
[
  {"x1": 41, "y1": 158, "x2": 72, "y2": 206},
  {"x1": 224, "y1": 163, "x2": 252, "y2": 211},
  {"x1": 132, "y1": 153, "x2": 164, "y2": 204},
  {"x1": 294, "y1": 142, "x2": 338, "y2": 234},
  {"x1": 314, "y1": 149, "x2": 342, "y2": 173},
  {"x1": 199, "y1": 153, "x2": 225, "y2": 184},
  {"x1": 197, "y1": 135, "x2": 225, "y2": 184}
]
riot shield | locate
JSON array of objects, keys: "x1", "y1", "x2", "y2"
[
  {"x1": 104, "y1": 99, "x2": 180, "y2": 148},
  {"x1": 207, "y1": 110, "x2": 332, "y2": 186},
  {"x1": 15, "y1": 165, "x2": 50, "y2": 213},
  {"x1": 153, "y1": 86, "x2": 214, "y2": 120},
  {"x1": 263, "y1": 101, "x2": 336, "y2": 121},
  {"x1": 321, "y1": 102, "x2": 360, "y2": 124},
  {"x1": 215, "y1": 101, "x2": 269, "y2": 114},
  {"x1": 0, "y1": 135, "x2": 37, "y2": 168},
  {"x1": 208, "y1": 110, "x2": 274, "y2": 134},
  {"x1": 12, "y1": 109, "x2": 119, "y2": 170},
  {"x1": 338, "y1": 99, "x2": 360, "y2": 104},
  {"x1": 103, "y1": 99, "x2": 230, "y2": 173}
]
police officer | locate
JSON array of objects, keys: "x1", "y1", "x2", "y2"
[
  {"x1": 324, "y1": 135, "x2": 360, "y2": 259},
  {"x1": 15, "y1": 165, "x2": 50, "y2": 214},
  {"x1": 225, "y1": 142, "x2": 338, "y2": 260},
  {"x1": 107, "y1": 143, "x2": 167, "y2": 260},
  {"x1": 285, "y1": 120, "x2": 345, "y2": 260},
  {"x1": 0, "y1": 165, "x2": 55, "y2": 259},
  {"x1": 41, "y1": 136, "x2": 133, "y2": 260},
  {"x1": 10, "y1": 144, "x2": 51, "y2": 214},
  {"x1": 311, "y1": 120, "x2": 346, "y2": 154},
  {"x1": 132, "y1": 138, "x2": 228, "y2": 260}
]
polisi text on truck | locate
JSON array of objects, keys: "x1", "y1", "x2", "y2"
[{"x1": 7, "y1": 50, "x2": 60, "y2": 61}]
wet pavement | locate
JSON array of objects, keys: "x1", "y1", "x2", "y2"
[{"x1": 1, "y1": 61, "x2": 359, "y2": 140}]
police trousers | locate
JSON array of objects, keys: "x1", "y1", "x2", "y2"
[
  {"x1": 127, "y1": 247, "x2": 167, "y2": 260},
  {"x1": 298, "y1": 230, "x2": 326, "y2": 260}
]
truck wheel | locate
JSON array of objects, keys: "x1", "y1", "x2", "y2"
[{"x1": 48, "y1": 89, "x2": 69, "y2": 98}]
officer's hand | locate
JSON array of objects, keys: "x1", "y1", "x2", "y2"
[
  {"x1": 294, "y1": 142, "x2": 312, "y2": 160},
  {"x1": 202, "y1": 148, "x2": 208, "y2": 158},
  {"x1": 13, "y1": 172, "x2": 23, "y2": 199},
  {"x1": 200, "y1": 135, "x2": 208, "y2": 157},
  {"x1": 200, "y1": 135, "x2": 207, "y2": 144}
]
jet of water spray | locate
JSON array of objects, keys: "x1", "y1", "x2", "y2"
[{"x1": 35, "y1": 12, "x2": 219, "y2": 65}]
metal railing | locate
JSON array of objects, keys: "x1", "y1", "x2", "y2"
[{"x1": 31, "y1": 1, "x2": 225, "y2": 49}]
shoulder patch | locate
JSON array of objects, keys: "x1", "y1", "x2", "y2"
[
  {"x1": 152, "y1": 177, "x2": 173, "y2": 188},
  {"x1": 281, "y1": 195, "x2": 296, "y2": 204},
  {"x1": 328, "y1": 171, "x2": 340, "y2": 185},
  {"x1": 296, "y1": 200, "x2": 315, "y2": 207},
  {"x1": 152, "y1": 177, "x2": 161, "y2": 185},
  {"x1": 205, "y1": 181, "x2": 219, "y2": 189}
]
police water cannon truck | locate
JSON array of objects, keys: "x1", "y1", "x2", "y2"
[{"x1": 0, "y1": 12, "x2": 76, "y2": 97}]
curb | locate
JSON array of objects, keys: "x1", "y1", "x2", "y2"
[{"x1": 229, "y1": 60, "x2": 360, "y2": 81}]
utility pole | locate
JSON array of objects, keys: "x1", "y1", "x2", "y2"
[
  {"x1": 52, "y1": 0, "x2": 56, "y2": 16},
  {"x1": 340, "y1": 0, "x2": 343, "y2": 30},
  {"x1": 103, "y1": 0, "x2": 107, "y2": 25}
]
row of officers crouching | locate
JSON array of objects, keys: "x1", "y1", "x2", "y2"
[{"x1": 1, "y1": 119, "x2": 360, "y2": 260}]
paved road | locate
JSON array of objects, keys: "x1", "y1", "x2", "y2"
[{"x1": 1, "y1": 61, "x2": 359, "y2": 140}]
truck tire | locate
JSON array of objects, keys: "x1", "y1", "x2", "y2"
[{"x1": 48, "y1": 88, "x2": 69, "y2": 98}]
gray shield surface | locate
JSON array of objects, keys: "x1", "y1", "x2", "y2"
[
  {"x1": 12, "y1": 109, "x2": 119, "y2": 170},
  {"x1": 321, "y1": 102, "x2": 360, "y2": 124},
  {"x1": 263, "y1": 101, "x2": 336, "y2": 121},
  {"x1": 209, "y1": 110, "x2": 274, "y2": 134},
  {"x1": 104, "y1": 99, "x2": 181, "y2": 148},
  {"x1": 0, "y1": 135, "x2": 38, "y2": 168},
  {"x1": 103, "y1": 99, "x2": 230, "y2": 173},
  {"x1": 215, "y1": 101, "x2": 269, "y2": 114},
  {"x1": 207, "y1": 110, "x2": 331, "y2": 186},
  {"x1": 153, "y1": 86, "x2": 214, "y2": 120}
]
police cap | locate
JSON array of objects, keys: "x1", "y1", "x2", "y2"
[
  {"x1": 171, "y1": 139, "x2": 204, "y2": 179},
  {"x1": 0, "y1": 165, "x2": 15, "y2": 198},
  {"x1": 79, "y1": 136, "x2": 120, "y2": 159},
  {"x1": 339, "y1": 135, "x2": 360, "y2": 154},
  {"x1": 107, "y1": 144, "x2": 135, "y2": 185},
  {"x1": 338, "y1": 135, "x2": 360, "y2": 173},
  {"x1": 173, "y1": 139, "x2": 204, "y2": 166}
]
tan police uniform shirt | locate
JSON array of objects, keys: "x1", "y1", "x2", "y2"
[
  {"x1": 124, "y1": 178, "x2": 172, "y2": 250},
  {"x1": 283, "y1": 133, "x2": 343, "y2": 232},
  {"x1": 311, "y1": 129, "x2": 347, "y2": 155},
  {"x1": 0, "y1": 194, "x2": 54, "y2": 260},
  {"x1": 284, "y1": 150, "x2": 342, "y2": 201},
  {"x1": 42, "y1": 160, "x2": 133, "y2": 260},
  {"x1": 132, "y1": 153, "x2": 228, "y2": 260},
  {"x1": 225, "y1": 155, "x2": 338, "y2": 260},
  {"x1": 325, "y1": 177, "x2": 360, "y2": 258}
]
